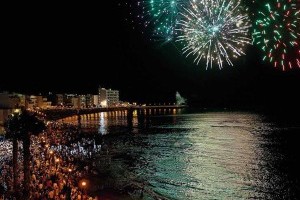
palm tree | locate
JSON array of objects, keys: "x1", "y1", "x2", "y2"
[{"x1": 5, "y1": 109, "x2": 46, "y2": 199}]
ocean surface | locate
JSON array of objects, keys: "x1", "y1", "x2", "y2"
[{"x1": 65, "y1": 109, "x2": 300, "y2": 199}]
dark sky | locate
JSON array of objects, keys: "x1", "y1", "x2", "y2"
[{"x1": 1, "y1": 1, "x2": 300, "y2": 110}]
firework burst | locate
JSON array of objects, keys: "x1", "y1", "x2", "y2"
[
  {"x1": 176, "y1": 0, "x2": 252, "y2": 69},
  {"x1": 253, "y1": 0, "x2": 300, "y2": 70},
  {"x1": 137, "y1": 0, "x2": 187, "y2": 42}
]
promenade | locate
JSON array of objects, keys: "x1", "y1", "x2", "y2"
[
  {"x1": 40, "y1": 105, "x2": 187, "y2": 120},
  {"x1": 0, "y1": 122, "x2": 108, "y2": 199}
]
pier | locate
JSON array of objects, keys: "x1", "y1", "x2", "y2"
[{"x1": 40, "y1": 105, "x2": 187, "y2": 120}]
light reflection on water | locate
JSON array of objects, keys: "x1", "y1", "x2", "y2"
[{"x1": 62, "y1": 110, "x2": 300, "y2": 199}]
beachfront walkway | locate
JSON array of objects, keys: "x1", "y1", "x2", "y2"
[{"x1": 0, "y1": 122, "x2": 102, "y2": 200}]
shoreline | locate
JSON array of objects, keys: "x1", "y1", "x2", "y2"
[{"x1": 0, "y1": 121, "x2": 163, "y2": 200}]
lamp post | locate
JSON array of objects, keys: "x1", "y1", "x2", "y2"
[
  {"x1": 67, "y1": 168, "x2": 72, "y2": 183},
  {"x1": 82, "y1": 181, "x2": 86, "y2": 187},
  {"x1": 55, "y1": 158, "x2": 59, "y2": 171},
  {"x1": 81, "y1": 181, "x2": 87, "y2": 200},
  {"x1": 49, "y1": 150, "x2": 54, "y2": 164}
]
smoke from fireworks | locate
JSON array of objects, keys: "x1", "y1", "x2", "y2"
[{"x1": 176, "y1": 0, "x2": 252, "y2": 69}]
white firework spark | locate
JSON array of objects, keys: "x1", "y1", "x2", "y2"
[{"x1": 176, "y1": 0, "x2": 252, "y2": 69}]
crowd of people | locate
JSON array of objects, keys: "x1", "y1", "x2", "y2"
[
  {"x1": 0, "y1": 140, "x2": 12, "y2": 163},
  {"x1": 0, "y1": 122, "x2": 105, "y2": 200}
]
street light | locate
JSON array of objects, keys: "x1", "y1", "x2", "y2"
[
  {"x1": 66, "y1": 168, "x2": 72, "y2": 184},
  {"x1": 80, "y1": 180, "x2": 87, "y2": 199},
  {"x1": 49, "y1": 150, "x2": 54, "y2": 164},
  {"x1": 13, "y1": 108, "x2": 21, "y2": 114},
  {"x1": 81, "y1": 181, "x2": 86, "y2": 187}
]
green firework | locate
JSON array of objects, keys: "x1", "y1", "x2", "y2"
[
  {"x1": 253, "y1": 0, "x2": 300, "y2": 70},
  {"x1": 138, "y1": 0, "x2": 187, "y2": 42}
]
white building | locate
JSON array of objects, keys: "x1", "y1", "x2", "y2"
[
  {"x1": 71, "y1": 97, "x2": 80, "y2": 109},
  {"x1": 79, "y1": 95, "x2": 86, "y2": 108},
  {"x1": 98, "y1": 87, "x2": 119, "y2": 107},
  {"x1": 85, "y1": 94, "x2": 93, "y2": 107},
  {"x1": 93, "y1": 95, "x2": 99, "y2": 107},
  {"x1": 36, "y1": 96, "x2": 52, "y2": 109},
  {"x1": 0, "y1": 109, "x2": 13, "y2": 129},
  {"x1": 26, "y1": 95, "x2": 37, "y2": 109},
  {"x1": 56, "y1": 94, "x2": 64, "y2": 106},
  {"x1": 78, "y1": 94, "x2": 98, "y2": 108},
  {"x1": 0, "y1": 92, "x2": 25, "y2": 108}
]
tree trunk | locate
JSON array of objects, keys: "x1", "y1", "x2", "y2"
[
  {"x1": 23, "y1": 133, "x2": 31, "y2": 199},
  {"x1": 12, "y1": 138, "x2": 18, "y2": 193}
]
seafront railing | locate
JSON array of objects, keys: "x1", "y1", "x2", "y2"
[{"x1": 40, "y1": 105, "x2": 187, "y2": 120}]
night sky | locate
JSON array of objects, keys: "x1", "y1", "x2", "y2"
[{"x1": 1, "y1": 2, "x2": 300, "y2": 110}]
